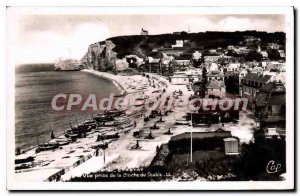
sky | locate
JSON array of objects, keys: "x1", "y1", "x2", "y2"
[{"x1": 7, "y1": 13, "x2": 285, "y2": 65}]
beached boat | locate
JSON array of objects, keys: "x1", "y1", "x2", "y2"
[
  {"x1": 107, "y1": 109, "x2": 126, "y2": 117},
  {"x1": 15, "y1": 155, "x2": 35, "y2": 164},
  {"x1": 97, "y1": 133, "x2": 120, "y2": 140},
  {"x1": 83, "y1": 120, "x2": 97, "y2": 129},
  {"x1": 35, "y1": 142, "x2": 59, "y2": 153},
  {"x1": 64, "y1": 129, "x2": 82, "y2": 139},
  {"x1": 15, "y1": 162, "x2": 34, "y2": 170},
  {"x1": 15, "y1": 154, "x2": 35, "y2": 170},
  {"x1": 175, "y1": 118, "x2": 190, "y2": 125},
  {"x1": 49, "y1": 138, "x2": 71, "y2": 146},
  {"x1": 93, "y1": 114, "x2": 114, "y2": 123},
  {"x1": 91, "y1": 142, "x2": 108, "y2": 150},
  {"x1": 114, "y1": 93, "x2": 126, "y2": 98}
]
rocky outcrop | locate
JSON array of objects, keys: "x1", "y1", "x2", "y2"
[
  {"x1": 54, "y1": 59, "x2": 83, "y2": 71},
  {"x1": 85, "y1": 40, "x2": 117, "y2": 71}
]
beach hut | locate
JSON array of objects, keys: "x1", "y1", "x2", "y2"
[{"x1": 223, "y1": 137, "x2": 239, "y2": 155}]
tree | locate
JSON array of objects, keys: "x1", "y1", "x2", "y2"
[
  {"x1": 267, "y1": 49, "x2": 281, "y2": 61},
  {"x1": 226, "y1": 49, "x2": 238, "y2": 57},
  {"x1": 225, "y1": 74, "x2": 239, "y2": 95},
  {"x1": 245, "y1": 51, "x2": 263, "y2": 62},
  {"x1": 200, "y1": 67, "x2": 208, "y2": 98}
]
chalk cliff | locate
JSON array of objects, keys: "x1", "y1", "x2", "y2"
[{"x1": 83, "y1": 40, "x2": 117, "y2": 71}]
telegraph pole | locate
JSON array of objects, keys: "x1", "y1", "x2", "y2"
[
  {"x1": 103, "y1": 149, "x2": 106, "y2": 164},
  {"x1": 190, "y1": 112, "x2": 193, "y2": 163}
]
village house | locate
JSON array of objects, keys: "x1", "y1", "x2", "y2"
[
  {"x1": 243, "y1": 36, "x2": 261, "y2": 46},
  {"x1": 226, "y1": 63, "x2": 240, "y2": 72},
  {"x1": 253, "y1": 81, "x2": 286, "y2": 130},
  {"x1": 260, "y1": 51, "x2": 269, "y2": 59},
  {"x1": 207, "y1": 69, "x2": 225, "y2": 82},
  {"x1": 152, "y1": 47, "x2": 184, "y2": 56},
  {"x1": 173, "y1": 54, "x2": 191, "y2": 68},
  {"x1": 251, "y1": 66, "x2": 264, "y2": 75},
  {"x1": 238, "y1": 69, "x2": 249, "y2": 96},
  {"x1": 170, "y1": 70, "x2": 201, "y2": 85},
  {"x1": 241, "y1": 73, "x2": 272, "y2": 108},
  {"x1": 171, "y1": 40, "x2": 184, "y2": 48},
  {"x1": 267, "y1": 42, "x2": 280, "y2": 50},
  {"x1": 140, "y1": 56, "x2": 161, "y2": 73},
  {"x1": 223, "y1": 137, "x2": 239, "y2": 155},
  {"x1": 278, "y1": 50, "x2": 286, "y2": 58},
  {"x1": 209, "y1": 49, "x2": 217, "y2": 54},
  {"x1": 227, "y1": 45, "x2": 235, "y2": 50},
  {"x1": 206, "y1": 80, "x2": 226, "y2": 98},
  {"x1": 192, "y1": 51, "x2": 202, "y2": 60},
  {"x1": 171, "y1": 128, "x2": 232, "y2": 141},
  {"x1": 267, "y1": 61, "x2": 285, "y2": 71},
  {"x1": 174, "y1": 59, "x2": 191, "y2": 67},
  {"x1": 204, "y1": 55, "x2": 221, "y2": 63},
  {"x1": 234, "y1": 46, "x2": 250, "y2": 55},
  {"x1": 263, "y1": 70, "x2": 286, "y2": 84}
]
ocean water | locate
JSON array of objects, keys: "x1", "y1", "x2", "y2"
[{"x1": 15, "y1": 71, "x2": 120, "y2": 150}]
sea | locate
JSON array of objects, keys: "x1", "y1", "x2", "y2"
[{"x1": 15, "y1": 70, "x2": 120, "y2": 150}]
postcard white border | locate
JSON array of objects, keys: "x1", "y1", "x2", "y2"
[{"x1": 6, "y1": 6, "x2": 294, "y2": 190}]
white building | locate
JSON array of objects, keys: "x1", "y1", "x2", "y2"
[
  {"x1": 209, "y1": 63, "x2": 219, "y2": 72},
  {"x1": 251, "y1": 66, "x2": 264, "y2": 75},
  {"x1": 227, "y1": 63, "x2": 240, "y2": 72},
  {"x1": 261, "y1": 51, "x2": 268, "y2": 58},
  {"x1": 267, "y1": 43, "x2": 280, "y2": 50},
  {"x1": 175, "y1": 60, "x2": 191, "y2": 66},
  {"x1": 170, "y1": 70, "x2": 201, "y2": 85},
  {"x1": 192, "y1": 51, "x2": 202, "y2": 60},
  {"x1": 204, "y1": 55, "x2": 220, "y2": 63},
  {"x1": 223, "y1": 137, "x2": 239, "y2": 155},
  {"x1": 265, "y1": 128, "x2": 280, "y2": 139},
  {"x1": 267, "y1": 61, "x2": 285, "y2": 71},
  {"x1": 171, "y1": 40, "x2": 184, "y2": 48},
  {"x1": 278, "y1": 50, "x2": 286, "y2": 58},
  {"x1": 206, "y1": 80, "x2": 226, "y2": 98}
]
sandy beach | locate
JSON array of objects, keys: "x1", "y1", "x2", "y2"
[
  {"x1": 14, "y1": 69, "x2": 255, "y2": 182},
  {"x1": 15, "y1": 70, "x2": 181, "y2": 182}
]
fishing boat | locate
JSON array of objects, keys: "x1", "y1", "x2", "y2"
[
  {"x1": 64, "y1": 129, "x2": 81, "y2": 139},
  {"x1": 175, "y1": 118, "x2": 190, "y2": 125},
  {"x1": 15, "y1": 162, "x2": 34, "y2": 170},
  {"x1": 117, "y1": 122, "x2": 134, "y2": 132},
  {"x1": 93, "y1": 114, "x2": 114, "y2": 123},
  {"x1": 15, "y1": 155, "x2": 35, "y2": 164},
  {"x1": 107, "y1": 109, "x2": 126, "y2": 117},
  {"x1": 134, "y1": 100, "x2": 145, "y2": 107},
  {"x1": 83, "y1": 120, "x2": 97, "y2": 129},
  {"x1": 91, "y1": 142, "x2": 108, "y2": 150},
  {"x1": 35, "y1": 142, "x2": 59, "y2": 153},
  {"x1": 97, "y1": 133, "x2": 120, "y2": 140},
  {"x1": 49, "y1": 138, "x2": 70, "y2": 146},
  {"x1": 102, "y1": 120, "x2": 116, "y2": 127},
  {"x1": 114, "y1": 93, "x2": 126, "y2": 98}
]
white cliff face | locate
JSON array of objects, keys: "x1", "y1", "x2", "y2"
[
  {"x1": 86, "y1": 40, "x2": 117, "y2": 71},
  {"x1": 86, "y1": 42, "x2": 106, "y2": 70},
  {"x1": 54, "y1": 59, "x2": 83, "y2": 71}
]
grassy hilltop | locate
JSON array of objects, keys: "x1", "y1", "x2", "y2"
[{"x1": 104, "y1": 31, "x2": 285, "y2": 58}]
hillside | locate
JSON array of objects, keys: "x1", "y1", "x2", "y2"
[{"x1": 83, "y1": 31, "x2": 285, "y2": 71}]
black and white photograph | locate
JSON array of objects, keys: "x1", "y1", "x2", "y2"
[{"x1": 6, "y1": 6, "x2": 294, "y2": 190}]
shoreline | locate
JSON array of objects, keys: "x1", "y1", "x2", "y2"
[{"x1": 81, "y1": 69, "x2": 127, "y2": 96}]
